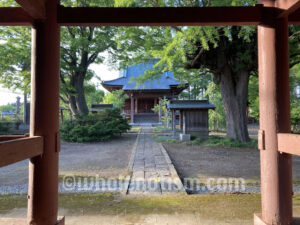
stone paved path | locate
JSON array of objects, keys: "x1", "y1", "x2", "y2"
[{"x1": 128, "y1": 126, "x2": 186, "y2": 195}]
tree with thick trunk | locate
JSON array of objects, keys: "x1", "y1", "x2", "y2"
[
  {"x1": 60, "y1": 25, "x2": 116, "y2": 115},
  {"x1": 186, "y1": 27, "x2": 257, "y2": 142}
]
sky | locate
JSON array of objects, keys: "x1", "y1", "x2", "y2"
[{"x1": 0, "y1": 63, "x2": 119, "y2": 106}]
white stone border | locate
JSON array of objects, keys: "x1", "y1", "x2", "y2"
[{"x1": 159, "y1": 143, "x2": 187, "y2": 195}]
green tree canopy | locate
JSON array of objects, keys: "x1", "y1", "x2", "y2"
[
  {"x1": 0, "y1": 0, "x2": 117, "y2": 115},
  {"x1": 103, "y1": 90, "x2": 129, "y2": 110},
  {"x1": 112, "y1": 0, "x2": 300, "y2": 142}
]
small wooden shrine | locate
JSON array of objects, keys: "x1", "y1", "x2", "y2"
[{"x1": 167, "y1": 100, "x2": 216, "y2": 138}]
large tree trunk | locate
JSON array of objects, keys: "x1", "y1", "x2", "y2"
[
  {"x1": 69, "y1": 95, "x2": 78, "y2": 115},
  {"x1": 75, "y1": 76, "x2": 89, "y2": 115},
  {"x1": 69, "y1": 74, "x2": 89, "y2": 115},
  {"x1": 216, "y1": 67, "x2": 250, "y2": 142}
]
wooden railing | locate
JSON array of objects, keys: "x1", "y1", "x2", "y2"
[
  {"x1": 277, "y1": 133, "x2": 300, "y2": 156},
  {"x1": 0, "y1": 135, "x2": 43, "y2": 168}
]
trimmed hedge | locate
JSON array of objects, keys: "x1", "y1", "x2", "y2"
[
  {"x1": 60, "y1": 109, "x2": 131, "y2": 143},
  {"x1": 0, "y1": 122, "x2": 11, "y2": 134}
]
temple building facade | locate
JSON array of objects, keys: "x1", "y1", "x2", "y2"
[{"x1": 102, "y1": 61, "x2": 188, "y2": 124}]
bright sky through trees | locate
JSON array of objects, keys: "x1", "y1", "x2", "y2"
[{"x1": 0, "y1": 63, "x2": 119, "y2": 105}]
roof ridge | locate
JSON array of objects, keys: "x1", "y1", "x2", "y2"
[{"x1": 102, "y1": 76, "x2": 125, "y2": 83}]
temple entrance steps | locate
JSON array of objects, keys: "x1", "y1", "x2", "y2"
[
  {"x1": 127, "y1": 127, "x2": 186, "y2": 195},
  {"x1": 133, "y1": 114, "x2": 159, "y2": 124}
]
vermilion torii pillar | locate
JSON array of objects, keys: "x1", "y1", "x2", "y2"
[
  {"x1": 256, "y1": 0, "x2": 292, "y2": 224},
  {"x1": 28, "y1": 0, "x2": 60, "y2": 224}
]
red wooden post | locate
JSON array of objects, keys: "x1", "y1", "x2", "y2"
[
  {"x1": 256, "y1": 0, "x2": 292, "y2": 223},
  {"x1": 28, "y1": 0, "x2": 61, "y2": 224}
]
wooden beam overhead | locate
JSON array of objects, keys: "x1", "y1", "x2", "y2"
[
  {"x1": 16, "y1": 0, "x2": 46, "y2": 19},
  {"x1": 57, "y1": 5, "x2": 264, "y2": 26},
  {"x1": 276, "y1": 0, "x2": 299, "y2": 10},
  {"x1": 278, "y1": 0, "x2": 300, "y2": 18},
  {"x1": 288, "y1": 8, "x2": 300, "y2": 23},
  {"x1": 0, "y1": 136, "x2": 43, "y2": 168},
  {"x1": 1, "y1": 5, "x2": 298, "y2": 27},
  {"x1": 0, "y1": 8, "x2": 33, "y2": 26}
]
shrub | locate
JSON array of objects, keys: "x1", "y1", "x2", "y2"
[
  {"x1": 60, "y1": 109, "x2": 131, "y2": 143},
  {"x1": 0, "y1": 122, "x2": 11, "y2": 133},
  {"x1": 152, "y1": 99, "x2": 170, "y2": 128}
]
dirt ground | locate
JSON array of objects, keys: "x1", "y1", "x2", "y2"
[
  {"x1": 163, "y1": 143, "x2": 300, "y2": 181},
  {"x1": 0, "y1": 133, "x2": 137, "y2": 190},
  {"x1": 59, "y1": 133, "x2": 137, "y2": 178}
]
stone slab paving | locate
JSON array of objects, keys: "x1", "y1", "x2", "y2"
[{"x1": 127, "y1": 126, "x2": 186, "y2": 195}]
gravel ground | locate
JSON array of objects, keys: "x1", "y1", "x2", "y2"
[
  {"x1": 163, "y1": 143, "x2": 300, "y2": 193},
  {"x1": 0, "y1": 133, "x2": 137, "y2": 194}
]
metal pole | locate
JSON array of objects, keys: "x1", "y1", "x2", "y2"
[
  {"x1": 28, "y1": 0, "x2": 60, "y2": 224},
  {"x1": 257, "y1": 11, "x2": 292, "y2": 225}
]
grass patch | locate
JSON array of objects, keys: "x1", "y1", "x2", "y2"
[
  {"x1": 156, "y1": 135, "x2": 257, "y2": 148},
  {"x1": 130, "y1": 126, "x2": 141, "y2": 133},
  {"x1": 154, "y1": 137, "x2": 179, "y2": 144},
  {"x1": 190, "y1": 136, "x2": 258, "y2": 148},
  {"x1": 0, "y1": 194, "x2": 27, "y2": 214},
  {"x1": 153, "y1": 125, "x2": 172, "y2": 133},
  {"x1": 3, "y1": 193, "x2": 300, "y2": 222},
  {"x1": 153, "y1": 133, "x2": 179, "y2": 143},
  {"x1": 0, "y1": 193, "x2": 261, "y2": 221}
]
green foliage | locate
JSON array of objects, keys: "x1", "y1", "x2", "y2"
[
  {"x1": 60, "y1": 109, "x2": 131, "y2": 142},
  {"x1": 153, "y1": 125, "x2": 172, "y2": 133},
  {"x1": 190, "y1": 136, "x2": 258, "y2": 148},
  {"x1": 152, "y1": 99, "x2": 170, "y2": 127},
  {"x1": 103, "y1": 90, "x2": 129, "y2": 110},
  {"x1": 0, "y1": 104, "x2": 16, "y2": 113},
  {"x1": 289, "y1": 26, "x2": 300, "y2": 70},
  {"x1": 0, "y1": 1, "x2": 30, "y2": 93},
  {"x1": 0, "y1": 122, "x2": 11, "y2": 133},
  {"x1": 206, "y1": 82, "x2": 226, "y2": 131},
  {"x1": 85, "y1": 84, "x2": 105, "y2": 107},
  {"x1": 111, "y1": 0, "x2": 299, "y2": 142},
  {"x1": 291, "y1": 99, "x2": 300, "y2": 132},
  {"x1": 115, "y1": 0, "x2": 257, "y2": 7},
  {"x1": 248, "y1": 74, "x2": 259, "y2": 121},
  {"x1": 0, "y1": 27, "x2": 31, "y2": 94},
  {"x1": 0, "y1": 0, "x2": 117, "y2": 115},
  {"x1": 110, "y1": 0, "x2": 259, "y2": 143},
  {"x1": 155, "y1": 137, "x2": 179, "y2": 144}
]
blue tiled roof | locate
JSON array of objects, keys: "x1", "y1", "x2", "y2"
[
  {"x1": 167, "y1": 100, "x2": 216, "y2": 110},
  {"x1": 102, "y1": 61, "x2": 182, "y2": 90}
]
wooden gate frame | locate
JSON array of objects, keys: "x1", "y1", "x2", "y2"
[{"x1": 0, "y1": 0, "x2": 300, "y2": 224}]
